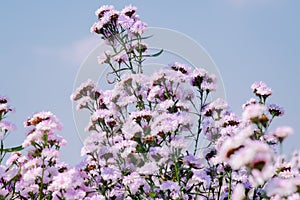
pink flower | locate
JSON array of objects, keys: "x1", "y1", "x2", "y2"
[
  {"x1": 97, "y1": 50, "x2": 112, "y2": 64},
  {"x1": 6, "y1": 152, "x2": 22, "y2": 166},
  {"x1": 265, "y1": 177, "x2": 297, "y2": 197},
  {"x1": 0, "y1": 121, "x2": 16, "y2": 132},
  {"x1": 242, "y1": 98, "x2": 258, "y2": 110},
  {"x1": 118, "y1": 14, "x2": 134, "y2": 29},
  {"x1": 272, "y1": 126, "x2": 293, "y2": 142},
  {"x1": 130, "y1": 20, "x2": 147, "y2": 35},
  {"x1": 95, "y1": 5, "x2": 115, "y2": 19},
  {"x1": 122, "y1": 172, "x2": 146, "y2": 194},
  {"x1": 121, "y1": 5, "x2": 137, "y2": 17},
  {"x1": 242, "y1": 103, "x2": 266, "y2": 121},
  {"x1": 251, "y1": 81, "x2": 272, "y2": 97}
]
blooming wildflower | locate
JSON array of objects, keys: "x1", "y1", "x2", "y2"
[
  {"x1": 113, "y1": 50, "x2": 129, "y2": 64},
  {"x1": 217, "y1": 135, "x2": 246, "y2": 168},
  {"x1": 242, "y1": 98, "x2": 258, "y2": 110},
  {"x1": 158, "y1": 99, "x2": 176, "y2": 110},
  {"x1": 189, "y1": 168, "x2": 211, "y2": 189},
  {"x1": 23, "y1": 167, "x2": 43, "y2": 182},
  {"x1": 97, "y1": 50, "x2": 112, "y2": 64},
  {"x1": 64, "y1": 189, "x2": 86, "y2": 200},
  {"x1": 263, "y1": 133, "x2": 278, "y2": 145},
  {"x1": 123, "y1": 172, "x2": 146, "y2": 194},
  {"x1": 160, "y1": 181, "x2": 180, "y2": 191},
  {"x1": 6, "y1": 152, "x2": 22, "y2": 166},
  {"x1": 272, "y1": 126, "x2": 293, "y2": 142},
  {"x1": 265, "y1": 177, "x2": 297, "y2": 197},
  {"x1": 222, "y1": 112, "x2": 240, "y2": 127},
  {"x1": 251, "y1": 81, "x2": 272, "y2": 98},
  {"x1": 81, "y1": 132, "x2": 105, "y2": 155},
  {"x1": 149, "y1": 146, "x2": 171, "y2": 165},
  {"x1": 137, "y1": 162, "x2": 159, "y2": 175},
  {"x1": 85, "y1": 194, "x2": 106, "y2": 200},
  {"x1": 16, "y1": 183, "x2": 39, "y2": 198},
  {"x1": 130, "y1": 109, "x2": 152, "y2": 120},
  {"x1": 75, "y1": 96, "x2": 92, "y2": 110},
  {"x1": 201, "y1": 74, "x2": 217, "y2": 91},
  {"x1": 220, "y1": 125, "x2": 239, "y2": 137},
  {"x1": 101, "y1": 166, "x2": 121, "y2": 181},
  {"x1": 95, "y1": 5, "x2": 115, "y2": 19},
  {"x1": 130, "y1": 20, "x2": 147, "y2": 35},
  {"x1": 183, "y1": 154, "x2": 203, "y2": 168},
  {"x1": 0, "y1": 96, "x2": 8, "y2": 104},
  {"x1": 103, "y1": 10, "x2": 119, "y2": 24},
  {"x1": 169, "y1": 62, "x2": 192, "y2": 75},
  {"x1": 190, "y1": 68, "x2": 208, "y2": 86},
  {"x1": 242, "y1": 103, "x2": 266, "y2": 121},
  {"x1": 202, "y1": 120, "x2": 220, "y2": 142},
  {"x1": 49, "y1": 168, "x2": 84, "y2": 192},
  {"x1": 118, "y1": 14, "x2": 134, "y2": 29},
  {"x1": 70, "y1": 79, "x2": 96, "y2": 101},
  {"x1": 121, "y1": 5, "x2": 137, "y2": 17},
  {"x1": 41, "y1": 148, "x2": 60, "y2": 161},
  {"x1": 147, "y1": 85, "x2": 162, "y2": 102},
  {"x1": 0, "y1": 121, "x2": 16, "y2": 132},
  {"x1": 203, "y1": 98, "x2": 228, "y2": 118},
  {"x1": 0, "y1": 96, "x2": 14, "y2": 115},
  {"x1": 170, "y1": 135, "x2": 190, "y2": 149},
  {"x1": 268, "y1": 104, "x2": 284, "y2": 117}
]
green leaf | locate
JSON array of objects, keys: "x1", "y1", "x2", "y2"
[
  {"x1": 127, "y1": 35, "x2": 153, "y2": 43},
  {"x1": 143, "y1": 49, "x2": 163, "y2": 57},
  {"x1": 3, "y1": 145, "x2": 24, "y2": 153}
]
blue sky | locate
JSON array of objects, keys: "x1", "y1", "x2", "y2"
[{"x1": 1, "y1": 1, "x2": 299, "y2": 166}]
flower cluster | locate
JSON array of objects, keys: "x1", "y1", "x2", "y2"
[
  {"x1": 90, "y1": 4, "x2": 154, "y2": 76},
  {"x1": 0, "y1": 4, "x2": 299, "y2": 200}
]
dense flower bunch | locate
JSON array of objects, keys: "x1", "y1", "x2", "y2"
[{"x1": 0, "y1": 4, "x2": 299, "y2": 200}]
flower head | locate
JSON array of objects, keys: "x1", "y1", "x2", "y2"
[{"x1": 251, "y1": 81, "x2": 272, "y2": 98}]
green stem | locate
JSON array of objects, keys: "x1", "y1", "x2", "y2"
[
  {"x1": 38, "y1": 159, "x2": 46, "y2": 200},
  {"x1": 194, "y1": 91, "x2": 204, "y2": 155}
]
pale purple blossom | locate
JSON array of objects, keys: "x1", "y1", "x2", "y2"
[
  {"x1": 0, "y1": 121, "x2": 16, "y2": 132},
  {"x1": 242, "y1": 103, "x2": 266, "y2": 121},
  {"x1": 160, "y1": 181, "x2": 180, "y2": 192},
  {"x1": 95, "y1": 5, "x2": 115, "y2": 19},
  {"x1": 170, "y1": 62, "x2": 192, "y2": 74},
  {"x1": 97, "y1": 50, "x2": 112, "y2": 64},
  {"x1": 268, "y1": 104, "x2": 285, "y2": 117},
  {"x1": 130, "y1": 20, "x2": 147, "y2": 35},
  {"x1": 118, "y1": 14, "x2": 134, "y2": 29},
  {"x1": 101, "y1": 166, "x2": 121, "y2": 181},
  {"x1": 201, "y1": 74, "x2": 217, "y2": 91},
  {"x1": 122, "y1": 172, "x2": 146, "y2": 194},
  {"x1": 137, "y1": 162, "x2": 159, "y2": 175},
  {"x1": 6, "y1": 152, "x2": 22, "y2": 166},
  {"x1": 70, "y1": 79, "x2": 96, "y2": 101},
  {"x1": 251, "y1": 81, "x2": 272, "y2": 97},
  {"x1": 121, "y1": 5, "x2": 137, "y2": 17},
  {"x1": 265, "y1": 177, "x2": 297, "y2": 197},
  {"x1": 272, "y1": 126, "x2": 293, "y2": 142},
  {"x1": 242, "y1": 98, "x2": 258, "y2": 110}
]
